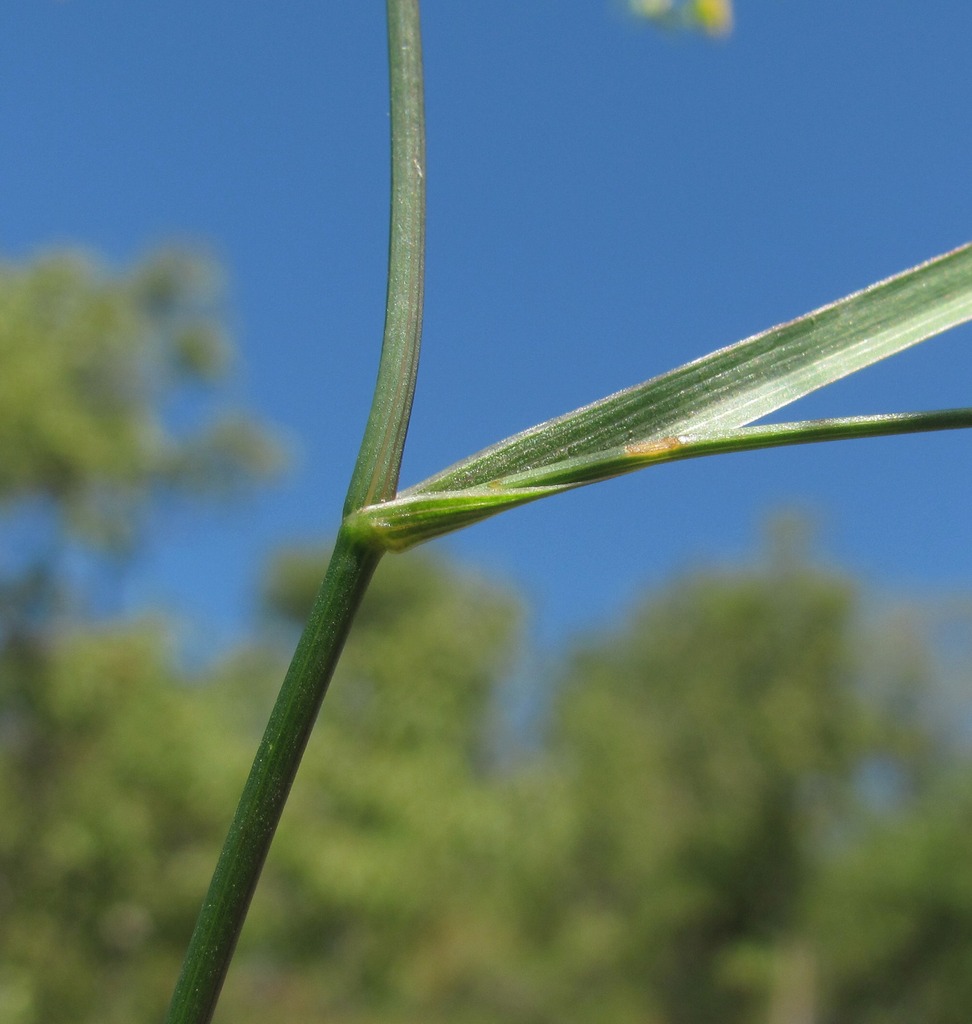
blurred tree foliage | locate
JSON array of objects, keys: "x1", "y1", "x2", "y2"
[
  {"x1": 0, "y1": 248, "x2": 281, "y2": 1023},
  {"x1": 0, "y1": 248, "x2": 280, "y2": 546},
  {"x1": 1, "y1": 249, "x2": 971, "y2": 1023}
]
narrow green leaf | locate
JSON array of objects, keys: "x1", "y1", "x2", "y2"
[
  {"x1": 345, "y1": 407, "x2": 972, "y2": 550},
  {"x1": 407, "y1": 242, "x2": 972, "y2": 496},
  {"x1": 495, "y1": 407, "x2": 972, "y2": 488}
]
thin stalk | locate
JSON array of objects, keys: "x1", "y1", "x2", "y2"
[
  {"x1": 164, "y1": 2, "x2": 426, "y2": 1020},
  {"x1": 163, "y1": 533, "x2": 380, "y2": 1023},
  {"x1": 345, "y1": 0, "x2": 426, "y2": 512}
]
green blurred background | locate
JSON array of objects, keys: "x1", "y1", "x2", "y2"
[{"x1": 1, "y1": 249, "x2": 971, "y2": 1022}]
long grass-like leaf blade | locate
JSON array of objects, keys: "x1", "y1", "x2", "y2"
[
  {"x1": 406, "y1": 242, "x2": 972, "y2": 496},
  {"x1": 495, "y1": 407, "x2": 972, "y2": 488},
  {"x1": 347, "y1": 407, "x2": 972, "y2": 550}
]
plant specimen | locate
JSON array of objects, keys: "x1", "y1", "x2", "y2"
[{"x1": 164, "y1": 3, "x2": 972, "y2": 1020}]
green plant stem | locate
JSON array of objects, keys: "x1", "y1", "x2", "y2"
[
  {"x1": 165, "y1": 1, "x2": 426, "y2": 1020},
  {"x1": 346, "y1": 0, "x2": 426, "y2": 512},
  {"x1": 164, "y1": 532, "x2": 380, "y2": 1023}
]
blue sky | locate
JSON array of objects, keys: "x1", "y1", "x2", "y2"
[{"x1": 3, "y1": 1, "x2": 971, "y2": 650}]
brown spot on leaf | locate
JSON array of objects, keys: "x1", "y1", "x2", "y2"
[{"x1": 624, "y1": 436, "x2": 684, "y2": 458}]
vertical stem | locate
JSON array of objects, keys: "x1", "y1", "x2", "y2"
[
  {"x1": 164, "y1": 2, "x2": 426, "y2": 1020},
  {"x1": 346, "y1": 0, "x2": 427, "y2": 513},
  {"x1": 164, "y1": 533, "x2": 380, "y2": 1024}
]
